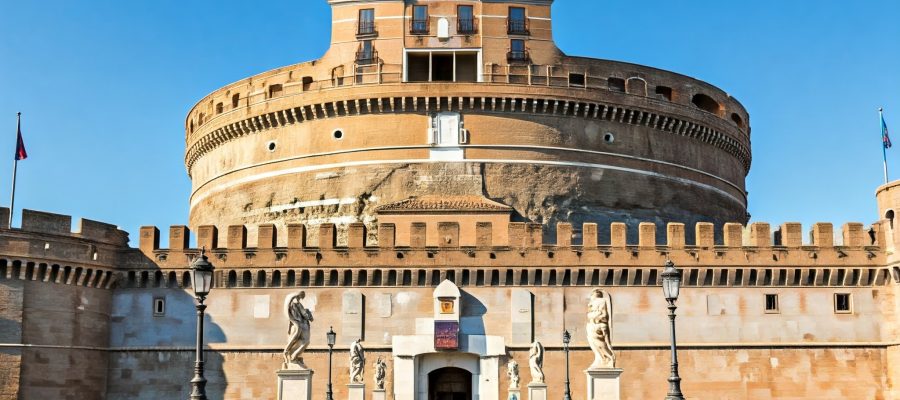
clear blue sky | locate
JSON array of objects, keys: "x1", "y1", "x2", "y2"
[{"x1": 1, "y1": 1, "x2": 898, "y2": 244}]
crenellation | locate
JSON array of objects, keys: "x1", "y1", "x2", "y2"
[
  {"x1": 556, "y1": 223, "x2": 573, "y2": 247},
  {"x1": 666, "y1": 223, "x2": 685, "y2": 249},
  {"x1": 377, "y1": 223, "x2": 395, "y2": 249},
  {"x1": 843, "y1": 223, "x2": 865, "y2": 247},
  {"x1": 75, "y1": 218, "x2": 128, "y2": 246},
  {"x1": 287, "y1": 224, "x2": 305, "y2": 249},
  {"x1": 168, "y1": 225, "x2": 190, "y2": 250},
  {"x1": 437, "y1": 222, "x2": 459, "y2": 248},
  {"x1": 749, "y1": 222, "x2": 771, "y2": 247},
  {"x1": 724, "y1": 223, "x2": 743, "y2": 247},
  {"x1": 410, "y1": 222, "x2": 427, "y2": 248},
  {"x1": 508, "y1": 223, "x2": 526, "y2": 248},
  {"x1": 318, "y1": 223, "x2": 336, "y2": 249},
  {"x1": 639, "y1": 222, "x2": 656, "y2": 248},
  {"x1": 583, "y1": 223, "x2": 599, "y2": 248},
  {"x1": 778, "y1": 222, "x2": 803, "y2": 247},
  {"x1": 0, "y1": 207, "x2": 8, "y2": 229},
  {"x1": 139, "y1": 226, "x2": 159, "y2": 253},
  {"x1": 812, "y1": 223, "x2": 834, "y2": 247},
  {"x1": 695, "y1": 222, "x2": 714, "y2": 248},
  {"x1": 20, "y1": 209, "x2": 71, "y2": 235},
  {"x1": 197, "y1": 225, "x2": 218, "y2": 250},
  {"x1": 475, "y1": 222, "x2": 492, "y2": 248},
  {"x1": 258, "y1": 224, "x2": 277, "y2": 249},
  {"x1": 347, "y1": 223, "x2": 367, "y2": 248}
]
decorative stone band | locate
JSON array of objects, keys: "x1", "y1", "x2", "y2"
[
  {"x1": 115, "y1": 265, "x2": 892, "y2": 290},
  {"x1": 184, "y1": 94, "x2": 751, "y2": 175},
  {"x1": 0, "y1": 257, "x2": 118, "y2": 290}
]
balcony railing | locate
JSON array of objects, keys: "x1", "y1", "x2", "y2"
[
  {"x1": 507, "y1": 18, "x2": 529, "y2": 35},
  {"x1": 357, "y1": 21, "x2": 377, "y2": 36},
  {"x1": 458, "y1": 18, "x2": 477, "y2": 34},
  {"x1": 356, "y1": 49, "x2": 378, "y2": 65},
  {"x1": 507, "y1": 50, "x2": 530, "y2": 62},
  {"x1": 410, "y1": 17, "x2": 430, "y2": 35}
]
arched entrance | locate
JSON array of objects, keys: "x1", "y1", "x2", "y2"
[{"x1": 428, "y1": 367, "x2": 472, "y2": 400}]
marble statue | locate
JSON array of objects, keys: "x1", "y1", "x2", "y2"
[
  {"x1": 283, "y1": 291, "x2": 313, "y2": 369},
  {"x1": 507, "y1": 359, "x2": 520, "y2": 389},
  {"x1": 586, "y1": 288, "x2": 615, "y2": 368},
  {"x1": 350, "y1": 338, "x2": 365, "y2": 384},
  {"x1": 374, "y1": 357, "x2": 387, "y2": 390},
  {"x1": 528, "y1": 341, "x2": 545, "y2": 384}
]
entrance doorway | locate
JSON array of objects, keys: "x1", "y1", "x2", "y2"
[{"x1": 428, "y1": 367, "x2": 472, "y2": 400}]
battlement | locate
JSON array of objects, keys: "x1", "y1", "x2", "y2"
[
  {"x1": 1, "y1": 208, "x2": 129, "y2": 246},
  {"x1": 135, "y1": 220, "x2": 885, "y2": 269}
]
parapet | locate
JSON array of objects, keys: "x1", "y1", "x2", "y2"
[
  {"x1": 8, "y1": 209, "x2": 129, "y2": 246},
  {"x1": 136, "y1": 220, "x2": 884, "y2": 270}
]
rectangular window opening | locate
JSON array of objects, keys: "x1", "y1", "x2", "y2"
[
  {"x1": 764, "y1": 294, "x2": 779, "y2": 313},
  {"x1": 405, "y1": 51, "x2": 479, "y2": 83},
  {"x1": 358, "y1": 9, "x2": 376, "y2": 35},
  {"x1": 412, "y1": 5, "x2": 429, "y2": 34},
  {"x1": 834, "y1": 293, "x2": 852, "y2": 313},
  {"x1": 569, "y1": 73, "x2": 586, "y2": 87},
  {"x1": 508, "y1": 7, "x2": 528, "y2": 35},
  {"x1": 458, "y1": 5, "x2": 475, "y2": 34},
  {"x1": 153, "y1": 297, "x2": 166, "y2": 317}
]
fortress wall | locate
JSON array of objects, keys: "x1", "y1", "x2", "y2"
[{"x1": 0, "y1": 278, "x2": 23, "y2": 399}]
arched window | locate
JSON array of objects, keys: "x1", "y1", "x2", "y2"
[
  {"x1": 886, "y1": 210, "x2": 895, "y2": 230},
  {"x1": 692, "y1": 93, "x2": 721, "y2": 115},
  {"x1": 731, "y1": 113, "x2": 744, "y2": 128}
]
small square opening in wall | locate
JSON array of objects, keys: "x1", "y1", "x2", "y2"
[
  {"x1": 764, "y1": 294, "x2": 779, "y2": 313},
  {"x1": 834, "y1": 293, "x2": 852, "y2": 314},
  {"x1": 153, "y1": 297, "x2": 166, "y2": 317}
]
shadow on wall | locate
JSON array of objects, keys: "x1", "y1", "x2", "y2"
[
  {"x1": 106, "y1": 253, "x2": 229, "y2": 399},
  {"x1": 460, "y1": 291, "x2": 487, "y2": 335}
]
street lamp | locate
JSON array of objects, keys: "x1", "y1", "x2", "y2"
[
  {"x1": 326, "y1": 326, "x2": 337, "y2": 400},
  {"x1": 189, "y1": 248, "x2": 215, "y2": 400},
  {"x1": 661, "y1": 260, "x2": 685, "y2": 400},
  {"x1": 562, "y1": 329, "x2": 572, "y2": 400}
]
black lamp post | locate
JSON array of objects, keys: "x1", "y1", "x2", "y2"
[
  {"x1": 189, "y1": 248, "x2": 215, "y2": 400},
  {"x1": 661, "y1": 260, "x2": 685, "y2": 400},
  {"x1": 326, "y1": 326, "x2": 337, "y2": 400},
  {"x1": 562, "y1": 329, "x2": 572, "y2": 400}
]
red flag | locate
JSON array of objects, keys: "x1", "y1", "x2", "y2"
[{"x1": 15, "y1": 115, "x2": 26, "y2": 161}]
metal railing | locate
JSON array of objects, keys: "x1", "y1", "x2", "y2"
[
  {"x1": 507, "y1": 50, "x2": 530, "y2": 62},
  {"x1": 356, "y1": 49, "x2": 378, "y2": 65},
  {"x1": 458, "y1": 18, "x2": 477, "y2": 34},
  {"x1": 410, "y1": 17, "x2": 430, "y2": 35},
  {"x1": 507, "y1": 18, "x2": 529, "y2": 35},
  {"x1": 357, "y1": 21, "x2": 376, "y2": 36}
]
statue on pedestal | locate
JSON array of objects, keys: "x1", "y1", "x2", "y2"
[
  {"x1": 507, "y1": 359, "x2": 520, "y2": 389},
  {"x1": 528, "y1": 341, "x2": 544, "y2": 384},
  {"x1": 586, "y1": 288, "x2": 615, "y2": 368},
  {"x1": 350, "y1": 339, "x2": 365, "y2": 384},
  {"x1": 283, "y1": 291, "x2": 313, "y2": 369},
  {"x1": 374, "y1": 357, "x2": 387, "y2": 390}
]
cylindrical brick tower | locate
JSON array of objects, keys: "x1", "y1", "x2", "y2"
[{"x1": 184, "y1": 0, "x2": 751, "y2": 245}]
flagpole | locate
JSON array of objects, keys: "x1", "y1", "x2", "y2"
[
  {"x1": 9, "y1": 112, "x2": 20, "y2": 228},
  {"x1": 883, "y1": 107, "x2": 889, "y2": 184}
]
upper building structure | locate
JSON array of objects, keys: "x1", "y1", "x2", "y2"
[{"x1": 185, "y1": 0, "x2": 751, "y2": 247}]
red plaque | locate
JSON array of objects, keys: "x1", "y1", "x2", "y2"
[{"x1": 434, "y1": 321, "x2": 459, "y2": 350}]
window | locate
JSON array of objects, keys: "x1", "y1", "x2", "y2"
[
  {"x1": 232, "y1": 93, "x2": 240, "y2": 108},
  {"x1": 215, "y1": 102, "x2": 224, "y2": 114},
  {"x1": 834, "y1": 293, "x2": 852, "y2": 313},
  {"x1": 358, "y1": 8, "x2": 376, "y2": 35},
  {"x1": 569, "y1": 73, "x2": 585, "y2": 87},
  {"x1": 608, "y1": 77, "x2": 625, "y2": 92},
  {"x1": 655, "y1": 86, "x2": 673, "y2": 101},
  {"x1": 765, "y1": 294, "x2": 779, "y2": 313},
  {"x1": 458, "y1": 5, "x2": 475, "y2": 34},
  {"x1": 405, "y1": 51, "x2": 479, "y2": 83},
  {"x1": 268, "y1": 84, "x2": 283, "y2": 98},
  {"x1": 508, "y1": 39, "x2": 528, "y2": 62},
  {"x1": 356, "y1": 40, "x2": 376, "y2": 64},
  {"x1": 411, "y1": 5, "x2": 429, "y2": 34},
  {"x1": 153, "y1": 297, "x2": 166, "y2": 317},
  {"x1": 508, "y1": 7, "x2": 528, "y2": 35},
  {"x1": 692, "y1": 93, "x2": 721, "y2": 115},
  {"x1": 731, "y1": 113, "x2": 744, "y2": 128}
]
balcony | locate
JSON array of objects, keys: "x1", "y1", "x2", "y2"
[
  {"x1": 356, "y1": 49, "x2": 378, "y2": 65},
  {"x1": 507, "y1": 19, "x2": 529, "y2": 35},
  {"x1": 507, "y1": 50, "x2": 530, "y2": 62},
  {"x1": 410, "y1": 17, "x2": 430, "y2": 35},
  {"x1": 457, "y1": 18, "x2": 477, "y2": 35},
  {"x1": 357, "y1": 21, "x2": 377, "y2": 37}
]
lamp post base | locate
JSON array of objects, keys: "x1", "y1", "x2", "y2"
[
  {"x1": 276, "y1": 369, "x2": 313, "y2": 400},
  {"x1": 585, "y1": 368, "x2": 623, "y2": 400}
]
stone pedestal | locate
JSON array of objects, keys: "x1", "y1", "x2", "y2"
[
  {"x1": 372, "y1": 388, "x2": 386, "y2": 400},
  {"x1": 276, "y1": 369, "x2": 313, "y2": 400},
  {"x1": 527, "y1": 383, "x2": 547, "y2": 400},
  {"x1": 585, "y1": 369, "x2": 623, "y2": 400},
  {"x1": 508, "y1": 388, "x2": 522, "y2": 400},
  {"x1": 348, "y1": 383, "x2": 365, "y2": 400}
]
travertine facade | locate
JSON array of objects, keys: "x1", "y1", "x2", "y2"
[{"x1": 1, "y1": 1, "x2": 897, "y2": 399}]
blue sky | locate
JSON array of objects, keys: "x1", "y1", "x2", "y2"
[{"x1": 0, "y1": 1, "x2": 898, "y2": 244}]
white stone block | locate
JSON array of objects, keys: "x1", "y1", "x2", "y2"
[
  {"x1": 528, "y1": 383, "x2": 548, "y2": 400},
  {"x1": 348, "y1": 383, "x2": 365, "y2": 400},
  {"x1": 277, "y1": 369, "x2": 313, "y2": 400},
  {"x1": 585, "y1": 368, "x2": 622, "y2": 400},
  {"x1": 372, "y1": 389, "x2": 386, "y2": 400}
]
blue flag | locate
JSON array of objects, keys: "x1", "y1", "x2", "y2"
[{"x1": 884, "y1": 113, "x2": 892, "y2": 149}]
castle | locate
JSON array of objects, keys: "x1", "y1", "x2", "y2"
[{"x1": 1, "y1": 1, "x2": 897, "y2": 399}]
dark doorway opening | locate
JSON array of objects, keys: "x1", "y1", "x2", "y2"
[
  {"x1": 432, "y1": 54, "x2": 454, "y2": 82},
  {"x1": 428, "y1": 367, "x2": 472, "y2": 400}
]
